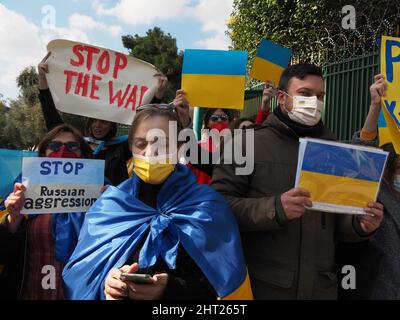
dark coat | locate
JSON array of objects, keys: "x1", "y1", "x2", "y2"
[
  {"x1": 337, "y1": 132, "x2": 400, "y2": 299},
  {"x1": 0, "y1": 216, "x2": 26, "y2": 300},
  {"x1": 211, "y1": 113, "x2": 371, "y2": 300}
]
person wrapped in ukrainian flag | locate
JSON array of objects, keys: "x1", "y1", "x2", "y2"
[{"x1": 62, "y1": 104, "x2": 252, "y2": 300}]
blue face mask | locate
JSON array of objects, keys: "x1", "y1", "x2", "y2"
[{"x1": 393, "y1": 175, "x2": 400, "y2": 192}]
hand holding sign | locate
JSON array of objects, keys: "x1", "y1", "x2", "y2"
[
  {"x1": 45, "y1": 39, "x2": 159, "y2": 125},
  {"x1": 370, "y1": 74, "x2": 387, "y2": 108},
  {"x1": 356, "y1": 202, "x2": 384, "y2": 234},
  {"x1": 38, "y1": 52, "x2": 51, "y2": 90},
  {"x1": 4, "y1": 183, "x2": 26, "y2": 233},
  {"x1": 21, "y1": 157, "x2": 105, "y2": 214}
]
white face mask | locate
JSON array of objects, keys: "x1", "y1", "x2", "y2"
[{"x1": 283, "y1": 93, "x2": 324, "y2": 126}]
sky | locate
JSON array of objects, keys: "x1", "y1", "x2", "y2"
[{"x1": 0, "y1": 0, "x2": 234, "y2": 101}]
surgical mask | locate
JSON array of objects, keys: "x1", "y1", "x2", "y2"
[
  {"x1": 394, "y1": 175, "x2": 400, "y2": 192},
  {"x1": 132, "y1": 153, "x2": 175, "y2": 185},
  {"x1": 283, "y1": 93, "x2": 324, "y2": 126}
]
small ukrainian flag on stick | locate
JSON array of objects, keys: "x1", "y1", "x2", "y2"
[{"x1": 250, "y1": 39, "x2": 291, "y2": 86}]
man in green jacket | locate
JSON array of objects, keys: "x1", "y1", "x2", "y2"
[{"x1": 211, "y1": 63, "x2": 384, "y2": 299}]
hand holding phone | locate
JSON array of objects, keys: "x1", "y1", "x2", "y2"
[{"x1": 120, "y1": 273, "x2": 154, "y2": 284}]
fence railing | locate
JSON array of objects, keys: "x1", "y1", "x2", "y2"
[{"x1": 242, "y1": 51, "x2": 379, "y2": 142}]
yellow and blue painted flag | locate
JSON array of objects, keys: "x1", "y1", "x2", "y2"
[
  {"x1": 380, "y1": 35, "x2": 400, "y2": 153},
  {"x1": 250, "y1": 39, "x2": 291, "y2": 85},
  {"x1": 296, "y1": 139, "x2": 388, "y2": 214},
  {"x1": 181, "y1": 49, "x2": 248, "y2": 110}
]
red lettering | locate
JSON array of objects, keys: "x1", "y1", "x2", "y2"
[
  {"x1": 109, "y1": 81, "x2": 131, "y2": 107},
  {"x1": 70, "y1": 45, "x2": 84, "y2": 67},
  {"x1": 138, "y1": 86, "x2": 149, "y2": 107},
  {"x1": 90, "y1": 75, "x2": 102, "y2": 100},
  {"x1": 96, "y1": 51, "x2": 111, "y2": 75},
  {"x1": 83, "y1": 45, "x2": 100, "y2": 71},
  {"x1": 64, "y1": 70, "x2": 78, "y2": 94},
  {"x1": 113, "y1": 52, "x2": 127, "y2": 79},
  {"x1": 74, "y1": 72, "x2": 90, "y2": 97},
  {"x1": 124, "y1": 85, "x2": 138, "y2": 110}
]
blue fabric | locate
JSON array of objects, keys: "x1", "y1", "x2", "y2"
[
  {"x1": 51, "y1": 212, "x2": 85, "y2": 264},
  {"x1": 0, "y1": 149, "x2": 37, "y2": 201},
  {"x1": 85, "y1": 135, "x2": 128, "y2": 156},
  {"x1": 62, "y1": 164, "x2": 247, "y2": 300}
]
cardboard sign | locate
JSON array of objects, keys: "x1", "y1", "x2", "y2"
[
  {"x1": 250, "y1": 39, "x2": 291, "y2": 85},
  {"x1": 45, "y1": 39, "x2": 159, "y2": 125},
  {"x1": 295, "y1": 138, "x2": 388, "y2": 215},
  {"x1": 380, "y1": 36, "x2": 400, "y2": 153},
  {"x1": 21, "y1": 157, "x2": 105, "y2": 214},
  {"x1": 181, "y1": 49, "x2": 248, "y2": 110}
]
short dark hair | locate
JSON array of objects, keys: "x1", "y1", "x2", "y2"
[
  {"x1": 203, "y1": 108, "x2": 233, "y2": 129},
  {"x1": 38, "y1": 124, "x2": 93, "y2": 158},
  {"x1": 278, "y1": 63, "x2": 324, "y2": 92}
]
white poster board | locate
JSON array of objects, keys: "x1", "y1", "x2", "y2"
[
  {"x1": 21, "y1": 157, "x2": 105, "y2": 214},
  {"x1": 295, "y1": 138, "x2": 388, "y2": 215},
  {"x1": 45, "y1": 39, "x2": 159, "y2": 125}
]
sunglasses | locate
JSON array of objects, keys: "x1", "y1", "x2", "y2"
[
  {"x1": 209, "y1": 114, "x2": 229, "y2": 122},
  {"x1": 136, "y1": 103, "x2": 175, "y2": 113},
  {"x1": 47, "y1": 141, "x2": 81, "y2": 152}
]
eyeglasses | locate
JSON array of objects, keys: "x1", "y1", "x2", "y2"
[
  {"x1": 136, "y1": 103, "x2": 175, "y2": 113},
  {"x1": 209, "y1": 114, "x2": 229, "y2": 122},
  {"x1": 47, "y1": 141, "x2": 81, "y2": 152}
]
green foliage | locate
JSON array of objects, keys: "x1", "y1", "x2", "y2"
[
  {"x1": 16, "y1": 66, "x2": 40, "y2": 107},
  {"x1": 122, "y1": 27, "x2": 183, "y2": 102},
  {"x1": 0, "y1": 98, "x2": 46, "y2": 150},
  {"x1": 228, "y1": 0, "x2": 338, "y2": 61},
  {"x1": 228, "y1": 0, "x2": 399, "y2": 63}
]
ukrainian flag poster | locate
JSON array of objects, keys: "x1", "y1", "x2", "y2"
[
  {"x1": 295, "y1": 138, "x2": 388, "y2": 214},
  {"x1": 181, "y1": 49, "x2": 248, "y2": 110}
]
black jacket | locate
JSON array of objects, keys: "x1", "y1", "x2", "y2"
[
  {"x1": 39, "y1": 89, "x2": 131, "y2": 186},
  {"x1": 0, "y1": 216, "x2": 27, "y2": 300}
]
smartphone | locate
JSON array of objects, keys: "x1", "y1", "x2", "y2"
[{"x1": 120, "y1": 273, "x2": 154, "y2": 284}]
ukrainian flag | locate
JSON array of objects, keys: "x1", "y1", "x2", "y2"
[
  {"x1": 298, "y1": 139, "x2": 388, "y2": 210},
  {"x1": 380, "y1": 35, "x2": 400, "y2": 154},
  {"x1": 250, "y1": 39, "x2": 291, "y2": 85},
  {"x1": 181, "y1": 49, "x2": 248, "y2": 110}
]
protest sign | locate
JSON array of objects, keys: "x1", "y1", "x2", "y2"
[
  {"x1": 295, "y1": 138, "x2": 388, "y2": 214},
  {"x1": 250, "y1": 39, "x2": 291, "y2": 85},
  {"x1": 380, "y1": 35, "x2": 400, "y2": 153},
  {"x1": 0, "y1": 148, "x2": 38, "y2": 203},
  {"x1": 182, "y1": 49, "x2": 248, "y2": 110},
  {"x1": 21, "y1": 157, "x2": 105, "y2": 214},
  {"x1": 45, "y1": 39, "x2": 159, "y2": 125}
]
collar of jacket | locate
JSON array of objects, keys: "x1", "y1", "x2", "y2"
[{"x1": 268, "y1": 106, "x2": 325, "y2": 138}]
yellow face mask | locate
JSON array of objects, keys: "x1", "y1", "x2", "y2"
[{"x1": 132, "y1": 154, "x2": 175, "y2": 185}]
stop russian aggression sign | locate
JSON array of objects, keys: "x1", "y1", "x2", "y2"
[{"x1": 45, "y1": 39, "x2": 159, "y2": 125}]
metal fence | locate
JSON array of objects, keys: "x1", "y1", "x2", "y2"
[{"x1": 242, "y1": 51, "x2": 379, "y2": 142}]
